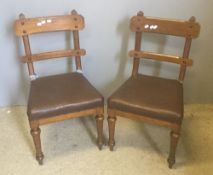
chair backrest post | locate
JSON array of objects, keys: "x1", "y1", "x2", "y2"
[
  {"x1": 22, "y1": 35, "x2": 35, "y2": 75},
  {"x1": 178, "y1": 16, "x2": 195, "y2": 82},
  {"x1": 19, "y1": 13, "x2": 35, "y2": 76},
  {"x1": 73, "y1": 30, "x2": 82, "y2": 71},
  {"x1": 14, "y1": 10, "x2": 86, "y2": 77},
  {"x1": 178, "y1": 37, "x2": 192, "y2": 82},
  {"x1": 71, "y1": 10, "x2": 82, "y2": 71},
  {"x1": 132, "y1": 11, "x2": 143, "y2": 78},
  {"x1": 132, "y1": 32, "x2": 142, "y2": 78},
  {"x1": 129, "y1": 12, "x2": 200, "y2": 81}
]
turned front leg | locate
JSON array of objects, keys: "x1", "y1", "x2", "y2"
[
  {"x1": 168, "y1": 130, "x2": 180, "y2": 168},
  {"x1": 30, "y1": 124, "x2": 44, "y2": 165},
  {"x1": 107, "y1": 115, "x2": 116, "y2": 151},
  {"x1": 96, "y1": 114, "x2": 104, "y2": 150}
]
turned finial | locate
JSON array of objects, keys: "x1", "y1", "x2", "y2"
[
  {"x1": 137, "y1": 11, "x2": 144, "y2": 16},
  {"x1": 19, "y1": 13, "x2": 25, "y2": 19},
  {"x1": 71, "y1": 9, "x2": 78, "y2": 15},
  {"x1": 189, "y1": 16, "x2": 196, "y2": 22}
]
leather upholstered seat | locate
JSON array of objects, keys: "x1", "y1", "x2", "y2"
[
  {"x1": 108, "y1": 74, "x2": 183, "y2": 124},
  {"x1": 28, "y1": 72, "x2": 103, "y2": 120}
]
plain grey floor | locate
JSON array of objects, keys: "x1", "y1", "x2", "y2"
[{"x1": 0, "y1": 104, "x2": 212, "y2": 175}]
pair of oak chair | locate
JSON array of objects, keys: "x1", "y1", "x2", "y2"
[{"x1": 14, "y1": 10, "x2": 200, "y2": 168}]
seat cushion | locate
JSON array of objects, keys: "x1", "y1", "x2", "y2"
[
  {"x1": 108, "y1": 74, "x2": 183, "y2": 124},
  {"x1": 27, "y1": 72, "x2": 103, "y2": 120}
]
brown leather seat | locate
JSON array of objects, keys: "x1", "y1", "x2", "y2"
[
  {"x1": 108, "y1": 74, "x2": 183, "y2": 124},
  {"x1": 28, "y1": 72, "x2": 104, "y2": 120}
]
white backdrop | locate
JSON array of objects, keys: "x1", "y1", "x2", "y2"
[{"x1": 0, "y1": 0, "x2": 212, "y2": 106}]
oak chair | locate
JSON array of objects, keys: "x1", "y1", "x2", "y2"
[
  {"x1": 14, "y1": 10, "x2": 104, "y2": 165},
  {"x1": 107, "y1": 11, "x2": 200, "y2": 168}
]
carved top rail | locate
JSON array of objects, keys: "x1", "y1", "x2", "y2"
[
  {"x1": 130, "y1": 14, "x2": 200, "y2": 38},
  {"x1": 15, "y1": 14, "x2": 84, "y2": 36}
]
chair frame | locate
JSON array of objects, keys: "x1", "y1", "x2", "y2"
[
  {"x1": 15, "y1": 10, "x2": 104, "y2": 165},
  {"x1": 107, "y1": 11, "x2": 200, "y2": 168}
]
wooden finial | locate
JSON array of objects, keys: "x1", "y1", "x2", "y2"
[
  {"x1": 71, "y1": 9, "x2": 78, "y2": 15},
  {"x1": 137, "y1": 11, "x2": 144, "y2": 16},
  {"x1": 19, "y1": 13, "x2": 25, "y2": 19},
  {"x1": 189, "y1": 16, "x2": 196, "y2": 22}
]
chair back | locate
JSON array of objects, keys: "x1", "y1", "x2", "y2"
[
  {"x1": 14, "y1": 10, "x2": 85, "y2": 78},
  {"x1": 129, "y1": 11, "x2": 200, "y2": 81}
]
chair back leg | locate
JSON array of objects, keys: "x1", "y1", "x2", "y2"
[
  {"x1": 107, "y1": 115, "x2": 116, "y2": 151},
  {"x1": 168, "y1": 129, "x2": 181, "y2": 168}
]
